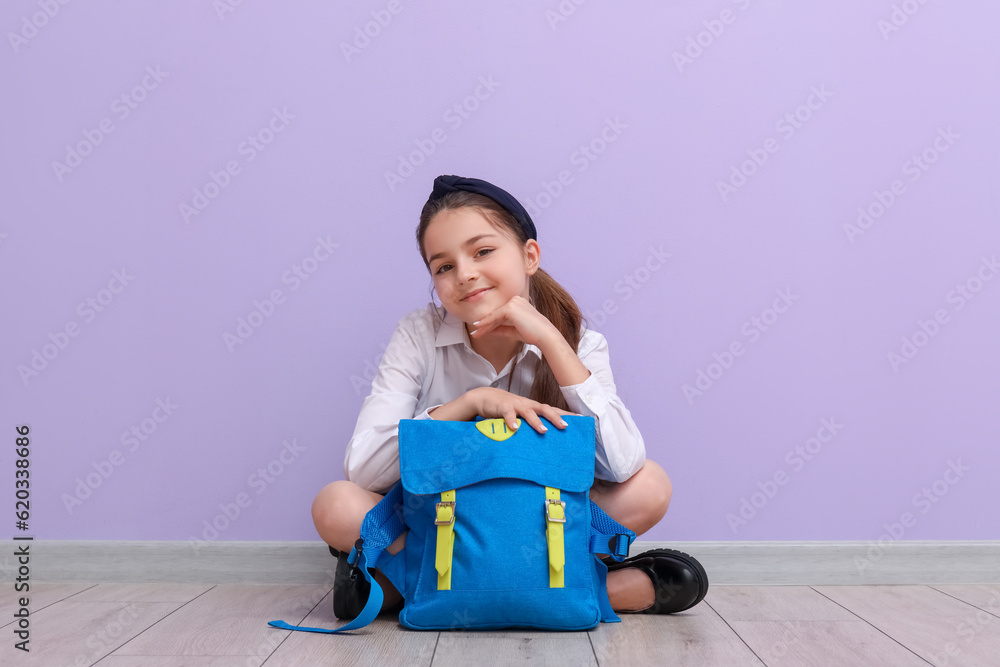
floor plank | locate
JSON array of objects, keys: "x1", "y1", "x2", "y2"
[
  {"x1": 728, "y1": 620, "x2": 929, "y2": 666},
  {"x1": 588, "y1": 597, "x2": 765, "y2": 666},
  {"x1": 111, "y1": 584, "x2": 329, "y2": 658},
  {"x1": 432, "y1": 629, "x2": 596, "y2": 666},
  {"x1": 0, "y1": 582, "x2": 97, "y2": 625},
  {"x1": 815, "y1": 585, "x2": 1000, "y2": 667},
  {"x1": 263, "y1": 590, "x2": 437, "y2": 666},
  {"x1": 706, "y1": 586, "x2": 856, "y2": 622},
  {"x1": 931, "y1": 584, "x2": 1000, "y2": 615},
  {"x1": 7, "y1": 600, "x2": 181, "y2": 666},
  {"x1": 99, "y1": 658, "x2": 262, "y2": 666},
  {"x1": 69, "y1": 583, "x2": 214, "y2": 604}
]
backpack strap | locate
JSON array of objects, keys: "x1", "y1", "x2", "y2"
[
  {"x1": 435, "y1": 490, "x2": 456, "y2": 590},
  {"x1": 268, "y1": 482, "x2": 406, "y2": 634},
  {"x1": 588, "y1": 501, "x2": 635, "y2": 561},
  {"x1": 588, "y1": 502, "x2": 636, "y2": 624},
  {"x1": 544, "y1": 487, "x2": 566, "y2": 588}
]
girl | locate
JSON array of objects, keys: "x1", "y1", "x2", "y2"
[{"x1": 312, "y1": 175, "x2": 708, "y2": 619}]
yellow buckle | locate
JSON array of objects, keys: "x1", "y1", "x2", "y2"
[
  {"x1": 435, "y1": 501, "x2": 456, "y2": 526},
  {"x1": 545, "y1": 499, "x2": 566, "y2": 523}
]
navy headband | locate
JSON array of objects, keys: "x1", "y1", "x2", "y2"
[{"x1": 428, "y1": 175, "x2": 537, "y2": 241}]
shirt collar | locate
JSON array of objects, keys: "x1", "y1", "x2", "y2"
[
  {"x1": 435, "y1": 307, "x2": 542, "y2": 363},
  {"x1": 435, "y1": 307, "x2": 469, "y2": 348}
]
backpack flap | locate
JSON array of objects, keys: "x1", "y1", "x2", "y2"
[{"x1": 398, "y1": 415, "x2": 595, "y2": 494}]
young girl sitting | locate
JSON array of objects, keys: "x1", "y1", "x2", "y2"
[{"x1": 312, "y1": 175, "x2": 708, "y2": 619}]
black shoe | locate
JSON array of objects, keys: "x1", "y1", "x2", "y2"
[
  {"x1": 330, "y1": 545, "x2": 404, "y2": 620},
  {"x1": 605, "y1": 548, "x2": 709, "y2": 614},
  {"x1": 331, "y1": 546, "x2": 371, "y2": 620}
]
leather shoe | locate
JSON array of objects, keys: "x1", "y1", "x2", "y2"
[
  {"x1": 331, "y1": 545, "x2": 371, "y2": 620},
  {"x1": 330, "y1": 545, "x2": 404, "y2": 619},
  {"x1": 605, "y1": 548, "x2": 709, "y2": 614}
]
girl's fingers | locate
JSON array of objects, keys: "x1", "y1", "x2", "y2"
[
  {"x1": 541, "y1": 406, "x2": 569, "y2": 429},
  {"x1": 520, "y1": 408, "x2": 547, "y2": 433},
  {"x1": 473, "y1": 299, "x2": 532, "y2": 338},
  {"x1": 487, "y1": 394, "x2": 571, "y2": 434},
  {"x1": 470, "y1": 318, "x2": 502, "y2": 338},
  {"x1": 471, "y1": 306, "x2": 504, "y2": 334},
  {"x1": 503, "y1": 408, "x2": 519, "y2": 432}
]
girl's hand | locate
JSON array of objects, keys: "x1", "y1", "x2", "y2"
[
  {"x1": 469, "y1": 295, "x2": 560, "y2": 349},
  {"x1": 469, "y1": 294, "x2": 591, "y2": 387},
  {"x1": 466, "y1": 387, "x2": 576, "y2": 434}
]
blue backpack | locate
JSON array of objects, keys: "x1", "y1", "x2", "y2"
[{"x1": 269, "y1": 415, "x2": 635, "y2": 633}]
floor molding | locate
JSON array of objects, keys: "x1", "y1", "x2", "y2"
[{"x1": 23, "y1": 540, "x2": 1000, "y2": 585}]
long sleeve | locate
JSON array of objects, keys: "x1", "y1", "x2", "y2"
[
  {"x1": 559, "y1": 331, "x2": 646, "y2": 482},
  {"x1": 343, "y1": 312, "x2": 433, "y2": 492}
]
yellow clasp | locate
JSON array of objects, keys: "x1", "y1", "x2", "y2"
[{"x1": 475, "y1": 418, "x2": 521, "y2": 442}]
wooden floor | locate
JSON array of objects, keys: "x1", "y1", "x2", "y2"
[{"x1": 3, "y1": 583, "x2": 999, "y2": 665}]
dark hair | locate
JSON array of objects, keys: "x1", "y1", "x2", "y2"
[{"x1": 417, "y1": 191, "x2": 582, "y2": 411}]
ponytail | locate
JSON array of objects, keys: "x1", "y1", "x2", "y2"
[{"x1": 527, "y1": 268, "x2": 582, "y2": 411}]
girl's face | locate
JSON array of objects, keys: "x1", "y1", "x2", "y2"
[{"x1": 423, "y1": 207, "x2": 539, "y2": 325}]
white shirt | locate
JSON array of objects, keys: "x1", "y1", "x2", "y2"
[{"x1": 344, "y1": 303, "x2": 646, "y2": 492}]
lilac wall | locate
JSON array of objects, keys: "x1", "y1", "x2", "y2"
[{"x1": 2, "y1": 1, "x2": 997, "y2": 544}]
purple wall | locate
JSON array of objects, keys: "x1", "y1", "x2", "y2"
[{"x1": 3, "y1": 1, "x2": 997, "y2": 544}]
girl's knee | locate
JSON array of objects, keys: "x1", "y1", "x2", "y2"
[
  {"x1": 636, "y1": 460, "x2": 672, "y2": 526},
  {"x1": 311, "y1": 480, "x2": 372, "y2": 549}
]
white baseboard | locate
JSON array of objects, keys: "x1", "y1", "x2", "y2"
[{"x1": 18, "y1": 540, "x2": 1000, "y2": 586}]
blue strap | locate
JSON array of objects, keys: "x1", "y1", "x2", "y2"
[
  {"x1": 267, "y1": 483, "x2": 405, "y2": 634},
  {"x1": 589, "y1": 502, "x2": 635, "y2": 561},
  {"x1": 594, "y1": 556, "x2": 620, "y2": 623},
  {"x1": 267, "y1": 546, "x2": 384, "y2": 634}
]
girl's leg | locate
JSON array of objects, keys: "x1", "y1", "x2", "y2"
[
  {"x1": 311, "y1": 480, "x2": 406, "y2": 611},
  {"x1": 589, "y1": 460, "x2": 673, "y2": 611},
  {"x1": 589, "y1": 459, "x2": 672, "y2": 534}
]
